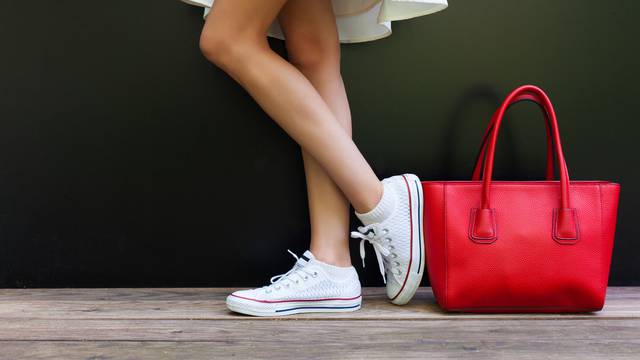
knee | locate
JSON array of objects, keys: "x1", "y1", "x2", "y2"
[
  {"x1": 285, "y1": 33, "x2": 341, "y2": 74},
  {"x1": 199, "y1": 28, "x2": 235, "y2": 68},
  {"x1": 199, "y1": 27, "x2": 259, "y2": 71}
]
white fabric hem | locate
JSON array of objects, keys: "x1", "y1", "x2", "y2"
[
  {"x1": 180, "y1": 0, "x2": 446, "y2": 44},
  {"x1": 379, "y1": 3, "x2": 448, "y2": 22}
]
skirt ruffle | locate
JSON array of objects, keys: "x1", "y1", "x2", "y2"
[{"x1": 181, "y1": 0, "x2": 447, "y2": 43}]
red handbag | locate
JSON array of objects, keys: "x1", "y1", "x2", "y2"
[{"x1": 422, "y1": 85, "x2": 620, "y2": 313}]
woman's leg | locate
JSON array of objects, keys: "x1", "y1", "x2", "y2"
[
  {"x1": 203, "y1": 0, "x2": 425, "y2": 310},
  {"x1": 199, "y1": 0, "x2": 383, "y2": 213},
  {"x1": 277, "y1": 0, "x2": 351, "y2": 266}
]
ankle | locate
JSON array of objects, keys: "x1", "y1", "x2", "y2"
[
  {"x1": 355, "y1": 181, "x2": 384, "y2": 214},
  {"x1": 309, "y1": 247, "x2": 352, "y2": 267},
  {"x1": 355, "y1": 180, "x2": 395, "y2": 226}
]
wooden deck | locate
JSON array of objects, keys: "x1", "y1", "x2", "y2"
[{"x1": 0, "y1": 287, "x2": 638, "y2": 359}]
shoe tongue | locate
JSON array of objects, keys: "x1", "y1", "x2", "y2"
[{"x1": 296, "y1": 250, "x2": 315, "y2": 267}]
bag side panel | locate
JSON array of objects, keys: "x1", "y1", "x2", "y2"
[
  {"x1": 422, "y1": 182, "x2": 447, "y2": 308},
  {"x1": 596, "y1": 183, "x2": 621, "y2": 308}
]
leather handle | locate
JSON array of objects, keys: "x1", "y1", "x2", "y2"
[
  {"x1": 470, "y1": 85, "x2": 578, "y2": 244},
  {"x1": 471, "y1": 94, "x2": 555, "y2": 181}
]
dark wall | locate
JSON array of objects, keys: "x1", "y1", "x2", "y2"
[{"x1": 0, "y1": 0, "x2": 638, "y2": 287}]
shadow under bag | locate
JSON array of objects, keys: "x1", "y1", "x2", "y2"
[{"x1": 422, "y1": 85, "x2": 620, "y2": 313}]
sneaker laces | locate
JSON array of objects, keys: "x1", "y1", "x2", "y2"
[
  {"x1": 264, "y1": 250, "x2": 318, "y2": 292},
  {"x1": 350, "y1": 223, "x2": 392, "y2": 284}
]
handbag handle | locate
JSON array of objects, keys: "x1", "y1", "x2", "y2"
[
  {"x1": 471, "y1": 94, "x2": 555, "y2": 181},
  {"x1": 470, "y1": 85, "x2": 579, "y2": 244}
]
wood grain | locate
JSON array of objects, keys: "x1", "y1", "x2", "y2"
[
  {"x1": 1, "y1": 320, "x2": 639, "y2": 359},
  {"x1": 0, "y1": 287, "x2": 638, "y2": 359},
  {"x1": 1, "y1": 287, "x2": 638, "y2": 320}
]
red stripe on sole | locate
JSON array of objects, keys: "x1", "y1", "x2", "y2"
[
  {"x1": 230, "y1": 293, "x2": 362, "y2": 304},
  {"x1": 390, "y1": 175, "x2": 415, "y2": 301}
]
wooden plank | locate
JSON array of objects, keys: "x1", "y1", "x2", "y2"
[
  {"x1": 0, "y1": 288, "x2": 638, "y2": 359},
  {"x1": 0, "y1": 287, "x2": 638, "y2": 320},
  {"x1": 0, "y1": 320, "x2": 639, "y2": 359},
  {"x1": 1, "y1": 340, "x2": 638, "y2": 360}
]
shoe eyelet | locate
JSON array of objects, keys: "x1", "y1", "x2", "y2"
[
  {"x1": 295, "y1": 280, "x2": 299, "y2": 284},
  {"x1": 313, "y1": 272, "x2": 318, "y2": 277},
  {"x1": 386, "y1": 238, "x2": 392, "y2": 242},
  {"x1": 303, "y1": 276, "x2": 309, "y2": 280}
]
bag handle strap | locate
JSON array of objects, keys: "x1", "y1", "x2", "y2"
[
  {"x1": 469, "y1": 85, "x2": 578, "y2": 244},
  {"x1": 471, "y1": 94, "x2": 555, "y2": 181}
]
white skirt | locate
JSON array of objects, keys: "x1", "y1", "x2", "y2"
[{"x1": 181, "y1": 0, "x2": 448, "y2": 43}]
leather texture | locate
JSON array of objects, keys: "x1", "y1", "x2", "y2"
[{"x1": 423, "y1": 85, "x2": 620, "y2": 313}]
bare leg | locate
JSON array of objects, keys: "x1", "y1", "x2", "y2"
[
  {"x1": 278, "y1": 0, "x2": 351, "y2": 266},
  {"x1": 199, "y1": 0, "x2": 383, "y2": 213}
]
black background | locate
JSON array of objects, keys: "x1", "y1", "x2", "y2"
[{"x1": 0, "y1": 0, "x2": 638, "y2": 287}]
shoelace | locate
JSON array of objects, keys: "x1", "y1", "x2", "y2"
[
  {"x1": 264, "y1": 250, "x2": 318, "y2": 293},
  {"x1": 350, "y1": 223, "x2": 393, "y2": 284}
]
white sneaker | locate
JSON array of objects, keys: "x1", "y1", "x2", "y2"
[
  {"x1": 351, "y1": 173, "x2": 425, "y2": 305},
  {"x1": 226, "y1": 250, "x2": 362, "y2": 317}
]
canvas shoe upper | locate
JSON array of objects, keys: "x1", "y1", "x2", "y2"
[
  {"x1": 226, "y1": 250, "x2": 362, "y2": 316},
  {"x1": 351, "y1": 173, "x2": 425, "y2": 305}
]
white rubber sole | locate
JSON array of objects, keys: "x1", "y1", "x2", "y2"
[
  {"x1": 226, "y1": 295, "x2": 362, "y2": 317},
  {"x1": 389, "y1": 174, "x2": 425, "y2": 305}
]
